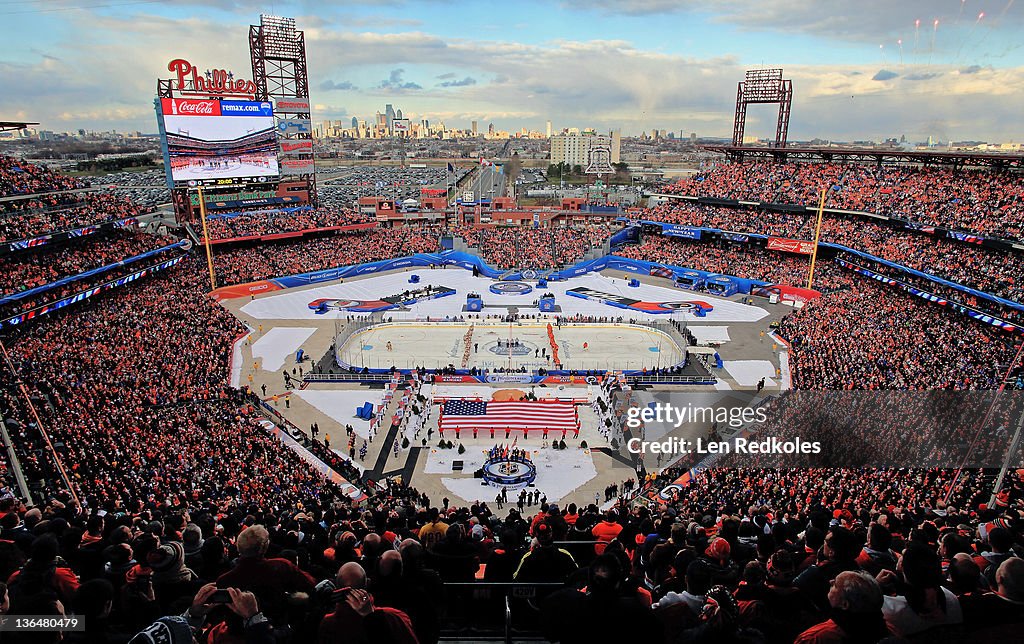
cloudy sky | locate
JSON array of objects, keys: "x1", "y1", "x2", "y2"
[{"x1": 2, "y1": 0, "x2": 1022, "y2": 141}]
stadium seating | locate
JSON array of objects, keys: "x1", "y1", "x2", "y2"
[
  {"x1": 451, "y1": 224, "x2": 613, "y2": 270},
  {"x1": 204, "y1": 207, "x2": 374, "y2": 240},
  {"x1": 639, "y1": 201, "x2": 1024, "y2": 303},
  {"x1": 212, "y1": 226, "x2": 442, "y2": 285},
  {"x1": 0, "y1": 160, "x2": 1021, "y2": 643},
  {"x1": 665, "y1": 160, "x2": 1024, "y2": 241}
]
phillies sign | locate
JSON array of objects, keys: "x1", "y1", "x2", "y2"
[{"x1": 168, "y1": 58, "x2": 257, "y2": 98}]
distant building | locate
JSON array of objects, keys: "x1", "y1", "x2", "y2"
[
  {"x1": 550, "y1": 131, "x2": 621, "y2": 167},
  {"x1": 546, "y1": 120, "x2": 552, "y2": 138}
]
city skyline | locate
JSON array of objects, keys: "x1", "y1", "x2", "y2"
[{"x1": 2, "y1": 1, "x2": 1023, "y2": 142}]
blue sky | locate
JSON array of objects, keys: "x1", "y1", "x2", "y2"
[{"x1": 2, "y1": 0, "x2": 1022, "y2": 141}]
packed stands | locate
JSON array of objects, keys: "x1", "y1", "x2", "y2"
[
  {"x1": 666, "y1": 161, "x2": 1024, "y2": 241},
  {"x1": 639, "y1": 201, "x2": 1024, "y2": 303},
  {"x1": 204, "y1": 207, "x2": 373, "y2": 240},
  {"x1": 452, "y1": 224, "x2": 613, "y2": 269},
  {"x1": 212, "y1": 226, "x2": 441, "y2": 285},
  {"x1": 0, "y1": 160, "x2": 1021, "y2": 644},
  {"x1": 778, "y1": 278, "x2": 1017, "y2": 390},
  {"x1": 0, "y1": 229, "x2": 172, "y2": 297},
  {"x1": 0, "y1": 192, "x2": 146, "y2": 243},
  {"x1": 0, "y1": 154, "x2": 84, "y2": 197},
  {"x1": 614, "y1": 236, "x2": 857, "y2": 291}
]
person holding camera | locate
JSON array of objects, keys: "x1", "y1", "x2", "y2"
[{"x1": 316, "y1": 561, "x2": 419, "y2": 644}]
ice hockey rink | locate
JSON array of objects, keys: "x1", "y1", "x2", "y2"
[
  {"x1": 336, "y1": 321, "x2": 687, "y2": 371},
  {"x1": 238, "y1": 269, "x2": 770, "y2": 323}
]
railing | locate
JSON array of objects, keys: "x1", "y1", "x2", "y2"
[
  {"x1": 305, "y1": 372, "x2": 395, "y2": 383},
  {"x1": 437, "y1": 581, "x2": 569, "y2": 644}
]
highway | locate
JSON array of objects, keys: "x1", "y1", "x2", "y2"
[{"x1": 465, "y1": 164, "x2": 505, "y2": 202}]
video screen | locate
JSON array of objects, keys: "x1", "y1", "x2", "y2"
[{"x1": 160, "y1": 98, "x2": 279, "y2": 184}]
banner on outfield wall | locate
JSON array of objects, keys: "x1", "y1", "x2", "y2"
[
  {"x1": 211, "y1": 251, "x2": 771, "y2": 301},
  {"x1": 767, "y1": 237, "x2": 815, "y2": 255}
]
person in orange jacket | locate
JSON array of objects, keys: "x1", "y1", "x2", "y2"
[{"x1": 591, "y1": 509, "x2": 623, "y2": 555}]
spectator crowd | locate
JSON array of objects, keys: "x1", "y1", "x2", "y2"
[
  {"x1": 204, "y1": 208, "x2": 373, "y2": 241},
  {"x1": 213, "y1": 227, "x2": 442, "y2": 285},
  {"x1": 451, "y1": 224, "x2": 613, "y2": 270},
  {"x1": 639, "y1": 201, "x2": 1024, "y2": 303},
  {"x1": 0, "y1": 158, "x2": 1021, "y2": 643},
  {"x1": 666, "y1": 160, "x2": 1024, "y2": 241}
]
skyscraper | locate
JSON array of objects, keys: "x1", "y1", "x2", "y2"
[
  {"x1": 385, "y1": 104, "x2": 395, "y2": 132},
  {"x1": 471, "y1": 120, "x2": 478, "y2": 136},
  {"x1": 546, "y1": 120, "x2": 552, "y2": 138},
  {"x1": 351, "y1": 117, "x2": 359, "y2": 128}
]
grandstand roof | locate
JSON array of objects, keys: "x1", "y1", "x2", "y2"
[
  {"x1": 0, "y1": 121, "x2": 39, "y2": 132},
  {"x1": 703, "y1": 145, "x2": 1024, "y2": 170}
]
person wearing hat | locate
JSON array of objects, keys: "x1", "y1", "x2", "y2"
[
  {"x1": 513, "y1": 523, "x2": 577, "y2": 584},
  {"x1": 591, "y1": 510, "x2": 622, "y2": 556},
  {"x1": 182, "y1": 524, "x2": 205, "y2": 571},
  {"x1": 148, "y1": 540, "x2": 196, "y2": 610},
  {"x1": 128, "y1": 616, "x2": 195, "y2": 644}
]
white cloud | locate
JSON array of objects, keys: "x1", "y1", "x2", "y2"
[{"x1": 1, "y1": 8, "x2": 1021, "y2": 142}]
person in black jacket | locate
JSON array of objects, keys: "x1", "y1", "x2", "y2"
[
  {"x1": 540, "y1": 554, "x2": 663, "y2": 644},
  {"x1": 514, "y1": 523, "x2": 578, "y2": 583}
]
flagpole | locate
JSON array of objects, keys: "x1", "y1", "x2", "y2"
[
  {"x1": 198, "y1": 187, "x2": 217, "y2": 290},
  {"x1": 806, "y1": 188, "x2": 826, "y2": 290}
]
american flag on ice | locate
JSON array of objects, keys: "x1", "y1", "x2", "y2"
[{"x1": 439, "y1": 400, "x2": 578, "y2": 432}]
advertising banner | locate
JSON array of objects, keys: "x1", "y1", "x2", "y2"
[
  {"x1": 767, "y1": 237, "x2": 815, "y2": 255},
  {"x1": 280, "y1": 159, "x2": 315, "y2": 175},
  {"x1": 276, "y1": 118, "x2": 312, "y2": 135},
  {"x1": 279, "y1": 140, "x2": 313, "y2": 158},
  {"x1": 273, "y1": 97, "x2": 310, "y2": 113}
]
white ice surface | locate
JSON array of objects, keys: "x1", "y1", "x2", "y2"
[
  {"x1": 251, "y1": 327, "x2": 316, "y2": 372},
  {"x1": 687, "y1": 325, "x2": 731, "y2": 344},
  {"x1": 239, "y1": 270, "x2": 769, "y2": 324},
  {"x1": 722, "y1": 360, "x2": 777, "y2": 388},
  {"x1": 293, "y1": 388, "x2": 387, "y2": 439}
]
